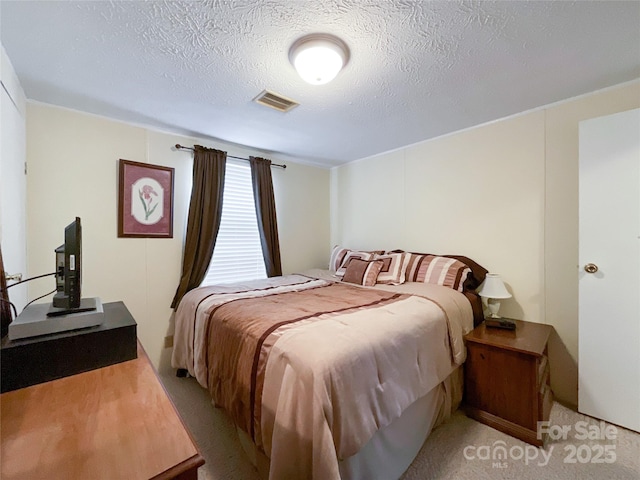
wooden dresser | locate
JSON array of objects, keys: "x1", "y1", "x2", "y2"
[
  {"x1": 464, "y1": 319, "x2": 553, "y2": 446},
  {"x1": 0, "y1": 341, "x2": 204, "y2": 479}
]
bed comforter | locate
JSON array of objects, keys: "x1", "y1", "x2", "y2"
[{"x1": 172, "y1": 273, "x2": 473, "y2": 479}]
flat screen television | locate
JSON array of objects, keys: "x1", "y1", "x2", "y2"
[
  {"x1": 48, "y1": 217, "x2": 94, "y2": 316},
  {"x1": 1, "y1": 217, "x2": 102, "y2": 340}
]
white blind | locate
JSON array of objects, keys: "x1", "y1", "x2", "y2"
[{"x1": 200, "y1": 159, "x2": 267, "y2": 286}]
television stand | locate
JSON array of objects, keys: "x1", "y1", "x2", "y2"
[
  {"x1": 47, "y1": 297, "x2": 99, "y2": 317},
  {"x1": 9, "y1": 297, "x2": 104, "y2": 340},
  {"x1": 1, "y1": 301, "x2": 137, "y2": 392}
]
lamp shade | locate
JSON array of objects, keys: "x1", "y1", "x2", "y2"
[
  {"x1": 289, "y1": 34, "x2": 349, "y2": 85},
  {"x1": 477, "y1": 273, "x2": 512, "y2": 299}
]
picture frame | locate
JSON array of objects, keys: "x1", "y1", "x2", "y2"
[{"x1": 118, "y1": 159, "x2": 174, "y2": 238}]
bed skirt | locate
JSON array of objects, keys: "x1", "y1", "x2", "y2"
[{"x1": 236, "y1": 364, "x2": 464, "y2": 480}]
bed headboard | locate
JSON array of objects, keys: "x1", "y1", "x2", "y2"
[{"x1": 440, "y1": 254, "x2": 487, "y2": 327}]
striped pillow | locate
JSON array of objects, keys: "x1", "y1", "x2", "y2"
[
  {"x1": 407, "y1": 254, "x2": 471, "y2": 292},
  {"x1": 342, "y1": 259, "x2": 385, "y2": 286},
  {"x1": 329, "y1": 245, "x2": 350, "y2": 272},
  {"x1": 330, "y1": 246, "x2": 385, "y2": 273},
  {"x1": 335, "y1": 251, "x2": 375, "y2": 277},
  {"x1": 372, "y1": 252, "x2": 410, "y2": 285}
]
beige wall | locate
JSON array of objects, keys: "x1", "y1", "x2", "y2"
[
  {"x1": 26, "y1": 103, "x2": 330, "y2": 369},
  {"x1": 331, "y1": 80, "x2": 640, "y2": 405},
  {"x1": 332, "y1": 110, "x2": 545, "y2": 320}
]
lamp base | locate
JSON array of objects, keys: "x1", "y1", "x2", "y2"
[{"x1": 487, "y1": 300, "x2": 502, "y2": 318}]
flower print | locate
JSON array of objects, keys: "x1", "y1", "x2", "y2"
[
  {"x1": 141, "y1": 185, "x2": 158, "y2": 201},
  {"x1": 139, "y1": 184, "x2": 159, "y2": 220}
]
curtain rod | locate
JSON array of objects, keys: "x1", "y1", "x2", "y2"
[{"x1": 174, "y1": 144, "x2": 286, "y2": 169}]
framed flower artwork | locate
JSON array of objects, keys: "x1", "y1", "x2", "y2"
[{"x1": 118, "y1": 159, "x2": 174, "y2": 238}]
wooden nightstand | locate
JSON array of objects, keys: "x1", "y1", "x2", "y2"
[{"x1": 464, "y1": 319, "x2": 553, "y2": 446}]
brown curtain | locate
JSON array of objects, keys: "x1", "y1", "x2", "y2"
[
  {"x1": 249, "y1": 157, "x2": 282, "y2": 277},
  {"x1": 171, "y1": 146, "x2": 226, "y2": 309}
]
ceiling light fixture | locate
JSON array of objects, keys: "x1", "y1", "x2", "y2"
[{"x1": 289, "y1": 33, "x2": 350, "y2": 85}]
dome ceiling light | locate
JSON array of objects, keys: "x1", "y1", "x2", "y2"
[{"x1": 289, "y1": 33, "x2": 350, "y2": 85}]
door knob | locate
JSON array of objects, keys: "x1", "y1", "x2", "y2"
[{"x1": 584, "y1": 263, "x2": 598, "y2": 274}]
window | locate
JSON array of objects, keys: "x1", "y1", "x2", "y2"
[{"x1": 200, "y1": 159, "x2": 266, "y2": 286}]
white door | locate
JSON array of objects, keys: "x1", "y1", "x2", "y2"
[
  {"x1": 0, "y1": 46, "x2": 28, "y2": 313},
  {"x1": 578, "y1": 108, "x2": 640, "y2": 433}
]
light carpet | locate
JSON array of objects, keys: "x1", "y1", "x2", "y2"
[{"x1": 159, "y1": 372, "x2": 640, "y2": 480}]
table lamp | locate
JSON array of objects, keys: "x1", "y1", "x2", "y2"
[{"x1": 477, "y1": 273, "x2": 512, "y2": 318}]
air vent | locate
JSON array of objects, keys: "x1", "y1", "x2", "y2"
[{"x1": 253, "y1": 90, "x2": 299, "y2": 112}]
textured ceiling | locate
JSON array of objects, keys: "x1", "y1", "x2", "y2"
[{"x1": 1, "y1": 0, "x2": 639, "y2": 167}]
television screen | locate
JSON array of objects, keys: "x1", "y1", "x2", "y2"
[{"x1": 52, "y1": 217, "x2": 82, "y2": 310}]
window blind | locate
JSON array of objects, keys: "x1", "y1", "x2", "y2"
[{"x1": 200, "y1": 159, "x2": 267, "y2": 286}]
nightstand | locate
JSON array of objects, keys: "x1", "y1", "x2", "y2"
[{"x1": 464, "y1": 319, "x2": 553, "y2": 446}]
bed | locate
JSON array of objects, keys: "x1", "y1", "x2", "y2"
[{"x1": 172, "y1": 250, "x2": 487, "y2": 480}]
